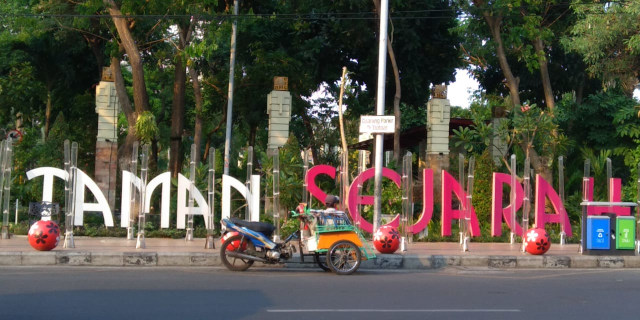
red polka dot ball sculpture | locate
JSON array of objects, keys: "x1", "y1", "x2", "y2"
[
  {"x1": 28, "y1": 220, "x2": 60, "y2": 251},
  {"x1": 524, "y1": 227, "x2": 551, "y2": 255},
  {"x1": 373, "y1": 225, "x2": 400, "y2": 254},
  {"x1": 221, "y1": 231, "x2": 247, "y2": 251}
]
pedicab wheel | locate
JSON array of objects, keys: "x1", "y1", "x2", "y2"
[
  {"x1": 326, "y1": 240, "x2": 362, "y2": 275},
  {"x1": 314, "y1": 252, "x2": 331, "y2": 272},
  {"x1": 220, "y1": 234, "x2": 255, "y2": 271}
]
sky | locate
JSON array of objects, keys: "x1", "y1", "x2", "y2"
[
  {"x1": 448, "y1": 69, "x2": 640, "y2": 108},
  {"x1": 447, "y1": 69, "x2": 479, "y2": 109}
]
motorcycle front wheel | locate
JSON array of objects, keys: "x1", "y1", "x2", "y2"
[
  {"x1": 326, "y1": 240, "x2": 361, "y2": 275},
  {"x1": 220, "y1": 234, "x2": 256, "y2": 271}
]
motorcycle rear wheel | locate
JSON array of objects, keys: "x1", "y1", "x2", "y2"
[
  {"x1": 221, "y1": 234, "x2": 255, "y2": 271},
  {"x1": 326, "y1": 240, "x2": 361, "y2": 275}
]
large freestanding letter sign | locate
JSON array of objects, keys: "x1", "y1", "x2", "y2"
[
  {"x1": 73, "y1": 170, "x2": 115, "y2": 226},
  {"x1": 120, "y1": 171, "x2": 172, "y2": 228},
  {"x1": 584, "y1": 178, "x2": 630, "y2": 216},
  {"x1": 26, "y1": 167, "x2": 114, "y2": 227},
  {"x1": 306, "y1": 164, "x2": 336, "y2": 205},
  {"x1": 26, "y1": 167, "x2": 67, "y2": 203},
  {"x1": 441, "y1": 170, "x2": 481, "y2": 236},
  {"x1": 177, "y1": 173, "x2": 210, "y2": 229},
  {"x1": 347, "y1": 167, "x2": 401, "y2": 233},
  {"x1": 310, "y1": 166, "x2": 433, "y2": 234},
  {"x1": 120, "y1": 170, "x2": 141, "y2": 228},
  {"x1": 534, "y1": 174, "x2": 572, "y2": 236},
  {"x1": 27, "y1": 161, "x2": 587, "y2": 238},
  {"x1": 144, "y1": 172, "x2": 171, "y2": 228},
  {"x1": 221, "y1": 174, "x2": 260, "y2": 227},
  {"x1": 491, "y1": 173, "x2": 524, "y2": 236},
  {"x1": 408, "y1": 169, "x2": 434, "y2": 234}
]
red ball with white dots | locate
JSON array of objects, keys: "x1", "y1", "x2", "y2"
[
  {"x1": 373, "y1": 225, "x2": 401, "y2": 254},
  {"x1": 28, "y1": 220, "x2": 60, "y2": 251},
  {"x1": 524, "y1": 227, "x2": 551, "y2": 255}
]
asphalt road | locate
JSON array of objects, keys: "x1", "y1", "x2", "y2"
[{"x1": 0, "y1": 266, "x2": 638, "y2": 320}]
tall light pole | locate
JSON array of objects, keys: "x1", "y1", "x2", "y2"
[
  {"x1": 373, "y1": 0, "x2": 389, "y2": 234},
  {"x1": 223, "y1": 0, "x2": 239, "y2": 176}
]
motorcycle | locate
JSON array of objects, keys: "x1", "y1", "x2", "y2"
[{"x1": 219, "y1": 205, "x2": 375, "y2": 275}]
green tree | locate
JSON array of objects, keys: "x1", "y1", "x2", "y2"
[
  {"x1": 563, "y1": 1, "x2": 640, "y2": 96},
  {"x1": 0, "y1": 1, "x2": 99, "y2": 137},
  {"x1": 556, "y1": 90, "x2": 640, "y2": 190},
  {"x1": 459, "y1": 0, "x2": 582, "y2": 183}
]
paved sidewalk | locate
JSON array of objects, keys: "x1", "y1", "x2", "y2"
[{"x1": 1, "y1": 235, "x2": 640, "y2": 269}]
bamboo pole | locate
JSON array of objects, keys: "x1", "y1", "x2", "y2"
[{"x1": 337, "y1": 67, "x2": 350, "y2": 209}]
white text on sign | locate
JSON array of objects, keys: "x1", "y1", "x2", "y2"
[{"x1": 359, "y1": 115, "x2": 395, "y2": 134}]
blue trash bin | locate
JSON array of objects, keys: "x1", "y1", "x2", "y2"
[{"x1": 586, "y1": 216, "x2": 610, "y2": 250}]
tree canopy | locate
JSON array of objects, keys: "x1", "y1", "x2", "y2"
[{"x1": 1, "y1": 0, "x2": 640, "y2": 235}]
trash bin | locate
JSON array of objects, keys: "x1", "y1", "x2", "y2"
[
  {"x1": 586, "y1": 216, "x2": 610, "y2": 250},
  {"x1": 615, "y1": 216, "x2": 635, "y2": 250}
]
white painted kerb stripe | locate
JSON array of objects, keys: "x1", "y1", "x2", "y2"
[{"x1": 268, "y1": 309, "x2": 521, "y2": 313}]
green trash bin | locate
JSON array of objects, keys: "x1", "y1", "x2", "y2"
[{"x1": 616, "y1": 216, "x2": 636, "y2": 250}]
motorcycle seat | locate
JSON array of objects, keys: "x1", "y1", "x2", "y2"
[{"x1": 229, "y1": 217, "x2": 275, "y2": 238}]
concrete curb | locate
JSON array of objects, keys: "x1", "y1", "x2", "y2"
[{"x1": 3, "y1": 251, "x2": 640, "y2": 269}]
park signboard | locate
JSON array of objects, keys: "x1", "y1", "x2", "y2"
[
  {"x1": 24, "y1": 162, "x2": 629, "y2": 238},
  {"x1": 359, "y1": 115, "x2": 395, "y2": 134}
]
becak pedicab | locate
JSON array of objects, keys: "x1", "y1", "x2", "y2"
[{"x1": 220, "y1": 195, "x2": 375, "y2": 275}]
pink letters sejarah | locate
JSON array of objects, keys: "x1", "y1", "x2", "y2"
[{"x1": 306, "y1": 166, "x2": 627, "y2": 236}]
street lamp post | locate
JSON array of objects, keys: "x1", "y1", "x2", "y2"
[
  {"x1": 373, "y1": 0, "x2": 389, "y2": 234},
  {"x1": 223, "y1": 0, "x2": 239, "y2": 176}
]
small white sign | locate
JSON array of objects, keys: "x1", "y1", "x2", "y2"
[{"x1": 359, "y1": 115, "x2": 395, "y2": 134}]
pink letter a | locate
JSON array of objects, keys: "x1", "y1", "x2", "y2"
[
  {"x1": 441, "y1": 170, "x2": 481, "y2": 237},
  {"x1": 534, "y1": 175, "x2": 572, "y2": 236}
]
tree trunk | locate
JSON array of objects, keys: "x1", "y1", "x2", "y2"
[
  {"x1": 576, "y1": 75, "x2": 585, "y2": 105},
  {"x1": 203, "y1": 114, "x2": 226, "y2": 162},
  {"x1": 388, "y1": 40, "x2": 402, "y2": 165},
  {"x1": 83, "y1": 34, "x2": 104, "y2": 76},
  {"x1": 248, "y1": 126, "x2": 257, "y2": 148},
  {"x1": 111, "y1": 57, "x2": 136, "y2": 169},
  {"x1": 169, "y1": 55, "x2": 187, "y2": 178},
  {"x1": 189, "y1": 66, "x2": 204, "y2": 163},
  {"x1": 44, "y1": 88, "x2": 52, "y2": 138},
  {"x1": 524, "y1": 143, "x2": 553, "y2": 189},
  {"x1": 168, "y1": 22, "x2": 194, "y2": 178},
  {"x1": 483, "y1": 13, "x2": 520, "y2": 107},
  {"x1": 481, "y1": 12, "x2": 558, "y2": 186},
  {"x1": 104, "y1": 0, "x2": 154, "y2": 170},
  {"x1": 104, "y1": 0, "x2": 149, "y2": 115},
  {"x1": 534, "y1": 38, "x2": 555, "y2": 111}
]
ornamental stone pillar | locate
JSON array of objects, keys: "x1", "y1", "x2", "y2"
[
  {"x1": 267, "y1": 77, "x2": 292, "y2": 150},
  {"x1": 94, "y1": 67, "x2": 119, "y2": 209},
  {"x1": 426, "y1": 85, "x2": 451, "y2": 200}
]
